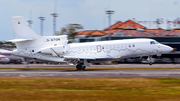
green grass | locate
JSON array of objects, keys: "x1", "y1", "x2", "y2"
[{"x1": 0, "y1": 78, "x2": 179, "y2": 101}]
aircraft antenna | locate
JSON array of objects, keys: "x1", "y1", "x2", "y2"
[
  {"x1": 38, "y1": 16, "x2": 45, "y2": 36},
  {"x1": 51, "y1": 0, "x2": 58, "y2": 35},
  {"x1": 27, "y1": 10, "x2": 33, "y2": 28}
]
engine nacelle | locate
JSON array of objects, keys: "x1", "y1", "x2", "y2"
[{"x1": 39, "y1": 45, "x2": 65, "y2": 55}]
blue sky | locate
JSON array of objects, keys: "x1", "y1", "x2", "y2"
[{"x1": 0, "y1": 0, "x2": 180, "y2": 41}]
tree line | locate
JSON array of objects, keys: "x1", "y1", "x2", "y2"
[{"x1": 55, "y1": 24, "x2": 83, "y2": 39}]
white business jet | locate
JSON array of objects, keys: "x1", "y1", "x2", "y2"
[
  {"x1": 0, "y1": 49, "x2": 23, "y2": 63},
  {"x1": 9, "y1": 16, "x2": 173, "y2": 70},
  {"x1": 0, "y1": 55, "x2": 10, "y2": 63}
]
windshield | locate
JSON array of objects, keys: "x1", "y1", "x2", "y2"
[{"x1": 150, "y1": 41, "x2": 158, "y2": 44}]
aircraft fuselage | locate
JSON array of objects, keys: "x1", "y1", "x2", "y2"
[{"x1": 12, "y1": 38, "x2": 173, "y2": 63}]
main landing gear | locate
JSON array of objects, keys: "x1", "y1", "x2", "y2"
[
  {"x1": 76, "y1": 63, "x2": 86, "y2": 71},
  {"x1": 75, "y1": 60, "x2": 89, "y2": 71}
]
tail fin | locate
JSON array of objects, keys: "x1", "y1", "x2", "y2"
[{"x1": 10, "y1": 16, "x2": 40, "y2": 39}]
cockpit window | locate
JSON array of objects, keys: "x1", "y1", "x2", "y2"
[
  {"x1": 150, "y1": 41, "x2": 155, "y2": 44},
  {"x1": 150, "y1": 41, "x2": 159, "y2": 44},
  {"x1": 155, "y1": 41, "x2": 159, "y2": 44}
]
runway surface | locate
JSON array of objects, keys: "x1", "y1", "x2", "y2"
[{"x1": 0, "y1": 64, "x2": 180, "y2": 78}]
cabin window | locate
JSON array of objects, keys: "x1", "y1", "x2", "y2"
[
  {"x1": 106, "y1": 46, "x2": 108, "y2": 49},
  {"x1": 133, "y1": 44, "x2": 135, "y2": 47},
  {"x1": 117, "y1": 45, "x2": 119, "y2": 48},
  {"x1": 102, "y1": 46, "x2": 104, "y2": 49},
  {"x1": 114, "y1": 45, "x2": 116, "y2": 49},
  {"x1": 129, "y1": 44, "x2": 131, "y2": 47},
  {"x1": 32, "y1": 50, "x2": 34, "y2": 52}
]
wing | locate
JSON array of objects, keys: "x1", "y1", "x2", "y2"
[{"x1": 64, "y1": 55, "x2": 115, "y2": 60}]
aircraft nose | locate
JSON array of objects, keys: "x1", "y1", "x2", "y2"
[
  {"x1": 163, "y1": 45, "x2": 173, "y2": 53},
  {"x1": 172, "y1": 48, "x2": 176, "y2": 52}
]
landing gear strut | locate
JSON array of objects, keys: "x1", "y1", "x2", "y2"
[
  {"x1": 148, "y1": 55, "x2": 153, "y2": 65},
  {"x1": 76, "y1": 63, "x2": 86, "y2": 71}
]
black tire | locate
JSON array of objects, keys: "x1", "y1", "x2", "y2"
[
  {"x1": 76, "y1": 64, "x2": 82, "y2": 71},
  {"x1": 82, "y1": 66, "x2": 86, "y2": 71},
  {"x1": 76, "y1": 64, "x2": 86, "y2": 71},
  {"x1": 149, "y1": 62, "x2": 153, "y2": 65}
]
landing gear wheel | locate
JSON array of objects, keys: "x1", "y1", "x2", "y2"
[
  {"x1": 149, "y1": 62, "x2": 153, "y2": 65},
  {"x1": 148, "y1": 55, "x2": 153, "y2": 66},
  {"x1": 82, "y1": 66, "x2": 86, "y2": 71},
  {"x1": 76, "y1": 64, "x2": 86, "y2": 71},
  {"x1": 76, "y1": 64, "x2": 82, "y2": 71}
]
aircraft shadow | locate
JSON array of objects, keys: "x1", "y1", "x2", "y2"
[{"x1": 60, "y1": 69, "x2": 108, "y2": 72}]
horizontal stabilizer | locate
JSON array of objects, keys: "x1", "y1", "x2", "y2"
[{"x1": 8, "y1": 38, "x2": 35, "y2": 43}]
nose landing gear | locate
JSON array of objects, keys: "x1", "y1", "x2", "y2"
[
  {"x1": 149, "y1": 62, "x2": 153, "y2": 65},
  {"x1": 148, "y1": 55, "x2": 153, "y2": 65}
]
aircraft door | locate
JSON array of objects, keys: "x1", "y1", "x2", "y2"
[{"x1": 97, "y1": 45, "x2": 101, "y2": 52}]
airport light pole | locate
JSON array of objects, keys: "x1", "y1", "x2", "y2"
[
  {"x1": 27, "y1": 10, "x2": 33, "y2": 28},
  {"x1": 27, "y1": 20, "x2": 33, "y2": 28},
  {"x1": 38, "y1": 16, "x2": 45, "y2": 36},
  {"x1": 51, "y1": 13, "x2": 58, "y2": 35},
  {"x1": 51, "y1": 0, "x2": 58, "y2": 36},
  {"x1": 156, "y1": 18, "x2": 161, "y2": 28},
  {"x1": 106, "y1": 10, "x2": 114, "y2": 40}
]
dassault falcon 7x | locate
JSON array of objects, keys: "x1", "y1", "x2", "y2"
[{"x1": 9, "y1": 16, "x2": 173, "y2": 70}]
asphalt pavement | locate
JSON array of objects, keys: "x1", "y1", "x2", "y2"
[{"x1": 0, "y1": 64, "x2": 179, "y2": 78}]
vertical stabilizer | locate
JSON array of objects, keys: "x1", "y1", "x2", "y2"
[{"x1": 10, "y1": 16, "x2": 40, "y2": 38}]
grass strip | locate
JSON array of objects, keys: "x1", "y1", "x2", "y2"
[{"x1": 0, "y1": 77, "x2": 179, "y2": 100}]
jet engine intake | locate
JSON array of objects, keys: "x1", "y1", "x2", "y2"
[{"x1": 39, "y1": 45, "x2": 65, "y2": 55}]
